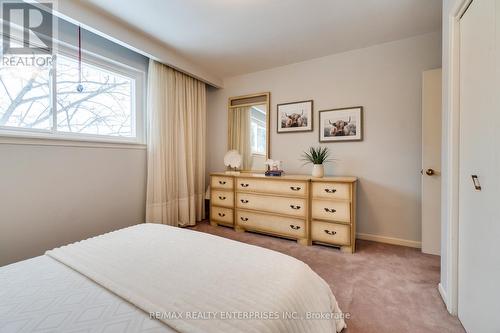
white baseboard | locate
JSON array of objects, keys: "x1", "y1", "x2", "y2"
[
  {"x1": 356, "y1": 232, "x2": 422, "y2": 248},
  {"x1": 438, "y1": 282, "x2": 448, "y2": 305}
]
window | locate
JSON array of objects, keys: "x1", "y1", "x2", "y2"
[
  {"x1": 250, "y1": 106, "x2": 266, "y2": 155},
  {"x1": 0, "y1": 58, "x2": 51, "y2": 131},
  {"x1": 0, "y1": 48, "x2": 144, "y2": 143},
  {"x1": 56, "y1": 55, "x2": 134, "y2": 137}
]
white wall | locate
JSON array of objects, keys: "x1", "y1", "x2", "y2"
[
  {"x1": 0, "y1": 144, "x2": 146, "y2": 266},
  {"x1": 207, "y1": 32, "x2": 442, "y2": 245}
]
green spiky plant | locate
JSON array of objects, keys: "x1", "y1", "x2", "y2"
[{"x1": 301, "y1": 146, "x2": 333, "y2": 165}]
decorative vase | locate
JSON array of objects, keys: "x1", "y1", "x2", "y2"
[{"x1": 312, "y1": 164, "x2": 324, "y2": 178}]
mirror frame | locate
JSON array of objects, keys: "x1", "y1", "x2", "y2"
[{"x1": 227, "y1": 92, "x2": 271, "y2": 171}]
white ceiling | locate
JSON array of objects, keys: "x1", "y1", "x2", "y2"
[{"x1": 79, "y1": 0, "x2": 442, "y2": 78}]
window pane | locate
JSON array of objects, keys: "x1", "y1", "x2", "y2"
[
  {"x1": 250, "y1": 106, "x2": 266, "y2": 155},
  {"x1": 0, "y1": 63, "x2": 51, "y2": 130},
  {"x1": 56, "y1": 55, "x2": 134, "y2": 137}
]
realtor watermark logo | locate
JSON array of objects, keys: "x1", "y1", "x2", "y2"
[
  {"x1": 1, "y1": 0, "x2": 54, "y2": 66},
  {"x1": 149, "y1": 311, "x2": 352, "y2": 321}
]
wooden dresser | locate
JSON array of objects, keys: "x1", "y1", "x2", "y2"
[{"x1": 210, "y1": 173, "x2": 357, "y2": 253}]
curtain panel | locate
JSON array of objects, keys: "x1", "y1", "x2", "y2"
[
  {"x1": 146, "y1": 60, "x2": 206, "y2": 226},
  {"x1": 228, "y1": 106, "x2": 253, "y2": 170}
]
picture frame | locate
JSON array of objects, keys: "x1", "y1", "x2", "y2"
[
  {"x1": 277, "y1": 100, "x2": 313, "y2": 133},
  {"x1": 319, "y1": 106, "x2": 363, "y2": 142}
]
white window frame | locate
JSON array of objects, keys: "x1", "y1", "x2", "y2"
[{"x1": 0, "y1": 39, "x2": 146, "y2": 146}]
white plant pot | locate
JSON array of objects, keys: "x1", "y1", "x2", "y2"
[{"x1": 312, "y1": 164, "x2": 324, "y2": 178}]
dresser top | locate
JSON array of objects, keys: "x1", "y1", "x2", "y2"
[{"x1": 210, "y1": 172, "x2": 357, "y2": 183}]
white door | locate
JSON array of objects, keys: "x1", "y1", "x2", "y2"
[
  {"x1": 459, "y1": 0, "x2": 500, "y2": 332},
  {"x1": 421, "y1": 68, "x2": 442, "y2": 255}
]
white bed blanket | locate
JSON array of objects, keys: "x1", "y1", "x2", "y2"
[
  {"x1": 46, "y1": 223, "x2": 346, "y2": 333},
  {"x1": 0, "y1": 256, "x2": 175, "y2": 333}
]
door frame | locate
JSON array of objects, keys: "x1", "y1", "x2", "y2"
[{"x1": 442, "y1": 0, "x2": 473, "y2": 316}]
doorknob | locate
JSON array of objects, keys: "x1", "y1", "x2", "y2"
[{"x1": 425, "y1": 168, "x2": 435, "y2": 176}]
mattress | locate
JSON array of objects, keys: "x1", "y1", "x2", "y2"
[{"x1": 0, "y1": 255, "x2": 176, "y2": 333}]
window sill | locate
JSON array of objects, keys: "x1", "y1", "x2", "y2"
[{"x1": 0, "y1": 133, "x2": 147, "y2": 150}]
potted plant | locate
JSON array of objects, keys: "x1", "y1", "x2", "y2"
[{"x1": 301, "y1": 146, "x2": 332, "y2": 178}]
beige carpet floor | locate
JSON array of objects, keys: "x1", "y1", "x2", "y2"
[{"x1": 189, "y1": 221, "x2": 465, "y2": 333}]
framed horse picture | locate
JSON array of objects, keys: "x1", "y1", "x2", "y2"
[
  {"x1": 319, "y1": 106, "x2": 363, "y2": 142},
  {"x1": 277, "y1": 100, "x2": 313, "y2": 133}
]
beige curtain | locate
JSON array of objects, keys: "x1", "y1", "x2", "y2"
[
  {"x1": 228, "y1": 106, "x2": 253, "y2": 170},
  {"x1": 146, "y1": 60, "x2": 206, "y2": 227}
]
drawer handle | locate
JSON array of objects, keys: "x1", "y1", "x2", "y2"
[
  {"x1": 218, "y1": 212, "x2": 225, "y2": 217},
  {"x1": 324, "y1": 229, "x2": 337, "y2": 236},
  {"x1": 289, "y1": 225, "x2": 301, "y2": 230},
  {"x1": 324, "y1": 188, "x2": 337, "y2": 193},
  {"x1": 218, "y1": 180, "x2": 227, "y2": 185},
  {"x1": 290, "y1": 186, "x2": 301, "y2": 191},
  {"x1": 240, "y1": 217, "x2": 248, "y2": 221},
  {"x1": 324, "y1": 208, "x2": 337, "y2": 213},
  {"x1": 240, "y1": 183, "x2": 249, "y2": 188},
  {"x1": 218, "y1": 196, "x2": 226, "y2": 200},
  {"x1": 240, "y1": 199, "x2": 249, "y2": 204},
  {"x1": 290, "y1": 205, "x2": 301, "y2": 210}
]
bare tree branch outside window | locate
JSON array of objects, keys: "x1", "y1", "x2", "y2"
[{"x1": 0, "y1": 54, "x2": 134, "y2": 137}]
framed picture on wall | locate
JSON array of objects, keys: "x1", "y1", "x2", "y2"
[
  {"x1": 277, "y1": 100, "x2": 313, "y2": 133},
  {"x1": 319, "y1": 106, "x2": 363, "y2": 142}
]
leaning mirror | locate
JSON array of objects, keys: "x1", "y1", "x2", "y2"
[{"x1": 228, "y1": 92, "x2": 270, "y2": 171}]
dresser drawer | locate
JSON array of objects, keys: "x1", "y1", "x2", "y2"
[
  {"x1": 211, "y1": 176, "x2": 234, "y2": 190},
  {"x1": 236, "y1": 178, "x2": 307, "y2": 197},
  {"x1": 236, "y1": 210, "x2": 306, "y2": 238},
  {"x1": 312, "y1": 182, "x2": 350, "y2": 200},
  {"x1": 311, "y1": 200, "x2": 350, "y2": 223},
  {"x1": 312, "y1": 221, "x2": 350, "y2": 246},
  {"x1": 211, "y1": 190, "x2": 234, "y2": 208},
  {"x1": 236, "y1": 193, "x2": 306, "y2": 217},
  {"x1": 210, "y1": 206, "x2": 233, "y2": 225}
]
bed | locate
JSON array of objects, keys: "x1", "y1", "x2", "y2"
[{"x1": 0, "y1": 223, "x2": 346, "y2": 332}]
